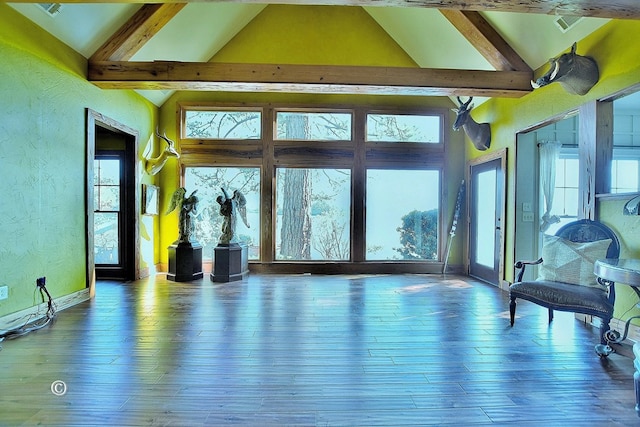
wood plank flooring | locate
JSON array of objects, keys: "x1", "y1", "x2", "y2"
[{"x1": 0, "y1": 274, "x2": 638, "y2": 426}]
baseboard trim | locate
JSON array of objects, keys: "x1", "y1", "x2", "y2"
[
  {"x1": 0, "y1": 288, "x2": 90, "y2": 333},
  {"x1": 576, "y1": 314, "x2": 640, "y2": 344}
]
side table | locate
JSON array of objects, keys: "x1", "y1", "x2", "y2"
[{"x1": 594, "y1": 258, "x2": 640, "y2": 417}]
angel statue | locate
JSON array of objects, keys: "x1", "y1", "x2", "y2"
[
  {"x1": 216, "y1": 187, "x2": 250, "y2": 244},
  {"x1": 166, "y1": 187, "x2": 199, "y2": 244}
]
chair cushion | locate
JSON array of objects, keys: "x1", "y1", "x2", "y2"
[
  {"x1": 537, "y1": 234, "x2": 611, "y2": 289},
  {"x1": 509, "y1": 279, "x2": 613, "y2": 316}
]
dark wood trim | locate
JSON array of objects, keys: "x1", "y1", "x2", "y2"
[
  {"x1": 179, "y1": 103, "x2": 453, "y2": 270},
  {"x1": 579, "y1": 100, "x2": 613, "y2": 220},
  {"x1": 248, "y1": 261, "x2": 459, "y2": 275}
]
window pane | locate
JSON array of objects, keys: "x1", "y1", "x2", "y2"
[
  {"x1": 98, "y1": 186, "x2": 120, "y2": 211},
  {"x1": 366, "y1": 114, "x2": 441, "y2": 143},
  {"x1": 97, "y1": 159, "x2": 120, "y2": 184},
  {"x1": 276, "y1": 112, "x2": 352, "y2": 141},
  {"x1": 563, "y1": 159, "x2": 579, "y2": 187},
  {"x1": 184, "y1": 110, "x2": 261, "y2": 139},
  {"x1": 94, "y1": 212, "x2": 119, "y2": 265},
  {"x1": 474, "y1": 169, "x2": 497, "y2": 268},
  {"x1": 275, "y1": 168, "x2": 351, "y2": 260},
  {"x1": 184, "y1": 167, "x2": 261, "y2": 260},
  {"x1": 366, "y1": 169, "x2": 439, "y2": 260},
  {"x1": 550, "y1": 153, "x2": 578, "y2": 223},
  {"x1": 564, "y1": 188, "x2": 579, "y2": 215},
  {"x1": 612, "y1": 159, "x2": 639, "y2": 193}
]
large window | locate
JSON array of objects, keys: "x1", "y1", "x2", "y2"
[
  {"x1": 275, "y1": 168, "x2": 351, "y2": 260},
  {"x1": 366, "y1": 169, "x2": 440, "y2": 260},
  {"x1": 180, "y1": 104, "x2": 446, "y2": 270},
  {"x1": 184, "y1": 167, "x2": 261, "y2": 260}
]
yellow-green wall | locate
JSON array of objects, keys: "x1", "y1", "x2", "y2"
[
  {"x1": 4, "y1": 1, "x2": 639, "y2": 323},
  {"x1": 0, "y1": 4, "x2": 158, "y2": 317},
  {"x1": 157, "y1": 5, "x2": 466, "y2": 268},
  {"x1": 468, "y1": 20, "x2": 640, "y2": 317}
]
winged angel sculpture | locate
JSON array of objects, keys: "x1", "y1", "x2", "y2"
[
  {"x1": 166, "y1": 187, "x2": 199, "y2": 244},
  {"x1": 217, "y1": 188, "x2": 250, "y2": 244}
]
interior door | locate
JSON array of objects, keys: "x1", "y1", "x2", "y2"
[
  {"x1": 468, "y1": 152, "x2": 505, "y2": 285},
  {"x1": 86, "y1": 110, "x2": 139, "y2": 286}
]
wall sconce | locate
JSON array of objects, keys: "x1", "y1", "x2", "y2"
[{"x1": 623, "y1": 195, "x2": 640, "y2": 215}]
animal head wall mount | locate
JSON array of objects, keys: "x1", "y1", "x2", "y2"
[
  {"x1": 531, "y1": 42, "x2": 599, "y2": 96},
  {"x1": 145, "y1": 130, "x2": 180, "y2": 176},
  {"x1": 452, "y1": 96, "x2": 491, "y2": 151}
]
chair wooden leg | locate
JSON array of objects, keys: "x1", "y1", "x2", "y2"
[
  {"x1": 509, "y1": 296, "x2": 516, "y2": 326},
  {"x1": 548, "y1": 308, "x2": 554, "y2": 323}
]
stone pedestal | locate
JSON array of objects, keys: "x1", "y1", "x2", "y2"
[
  {"x1": 167, "y1": 242, "x2": 203, "y2": 282},
  {"x1": 212, "y1": 243, "x2": 249, "y2": 282}
]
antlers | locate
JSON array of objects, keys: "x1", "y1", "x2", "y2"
[
  {"x1": 145, "y1": 129, "x2": 180, "y2": 175},
  {"x1": 456, "y1": 96, "x2": 473, "y2": 110}
]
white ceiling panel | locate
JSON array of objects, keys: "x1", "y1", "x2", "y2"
[
  {"x1": 482, "y1": 11, "x2": 609, "y2": 69},
  {"x1": 131, "y1": 3, "x2": 267, "y2": 62},
  {"x1": 365, "y1": 7, "x2": 493, "y2": 70},
  {"x1": 9, "y1": 3, "x2": 141, "y2": 58}
]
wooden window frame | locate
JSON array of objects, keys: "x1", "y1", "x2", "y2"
[{"x1": 178, "y1": 102, "x2": 449, "y2": 274}]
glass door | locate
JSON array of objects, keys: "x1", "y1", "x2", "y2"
[{"x1": 469, "y1": 155, "x2": 505, "y2": 285}]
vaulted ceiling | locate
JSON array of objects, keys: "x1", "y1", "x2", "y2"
[{"x1": 8, "y1": 0, "x2": 638, "y2": 106}]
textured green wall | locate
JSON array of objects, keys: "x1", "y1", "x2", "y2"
[{"x1": 0, "y1": 4, "x2": 158, "y2": 318}]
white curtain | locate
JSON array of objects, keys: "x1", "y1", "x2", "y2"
[{"x1": 539, "y1": 140, "x2": 562, "y2": 232}]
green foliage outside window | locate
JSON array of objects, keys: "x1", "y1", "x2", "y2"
[{"x1": 394, "y1": 209, "x2": 438, "y2": 260}]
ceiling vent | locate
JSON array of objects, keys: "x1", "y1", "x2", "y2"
[
  {"x1": 37, "y1": 3, "x2": 63, "y2": 17},
  {"x1": 554, "y1": 15, "x2": 583, "y2": 33}
]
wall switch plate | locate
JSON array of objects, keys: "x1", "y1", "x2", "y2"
[
  {"x1": 0, "y1": 285, "x2": 8, "y2": 300},
  {"x1": 523, "y1": 212, "x2": 535, "y2": 222},
  {"x1": 522, "y1": 202, "x2": 532, "y2": 212}
]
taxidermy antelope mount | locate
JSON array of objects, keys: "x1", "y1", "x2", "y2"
[
  {"x1": 531, "y1": 42, "x2": 599, "y2": 96},
  {"x1": 145, "y1": 130, "x2": 180, "y2": 175},
  {"x1": 452, "y1": 96, "x2": 491, "y2": 151}
]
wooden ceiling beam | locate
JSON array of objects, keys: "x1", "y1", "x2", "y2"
[
  {"x1": 88, "y1": 61, "x2": 533, "y2": 98},
  {"x1": 11, "y1": 0, "x2": 640, "y2": 20},
  {"x1": 90, "y1": 3, "x2": 187, "y2": 62},
  {"x1": 440, "y1": 10, "x2": 531, "y2": 72}
]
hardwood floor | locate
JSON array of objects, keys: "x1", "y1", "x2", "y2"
[{"x1": 1, "y1": 273, "x2": 638, "y2": 426}]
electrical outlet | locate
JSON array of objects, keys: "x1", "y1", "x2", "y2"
[{"x1": 0, "y1": 286, "x2": 8, "y2": 301}]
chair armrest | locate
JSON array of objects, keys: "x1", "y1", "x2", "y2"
[{"x1": 514, "y1": 257, "x2": 543, "y2": 282}]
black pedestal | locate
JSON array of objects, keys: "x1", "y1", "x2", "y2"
[
  {"x1": 167, "y1": 242, "x2": 204, "y2": 282},
  {"x1": 211, "y1": 243, "x2": 249, "y2": 282}
]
